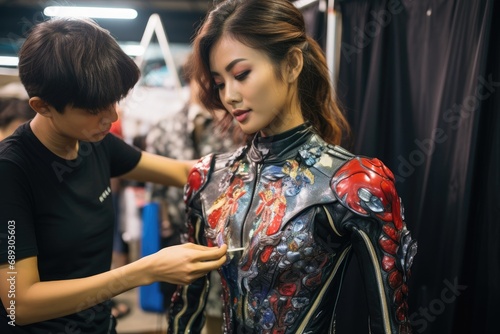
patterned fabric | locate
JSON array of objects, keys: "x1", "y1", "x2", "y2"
[
  {"x1": 146, "y1": 103, "x2": 237, "y2": 233},
  {"x1": 146, "y1": 102, "x2": 237, "y2": 317},
  {"x1": 169, "y1": 124, "x2": 417, "y2": 334}
]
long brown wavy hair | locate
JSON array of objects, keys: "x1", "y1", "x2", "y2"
[
  {"x1": 18, "y1": 17, "x2": 139, "y2": 114},
  {"x1": 191, "y1": 0, "x2": 350, "y2": 145}
]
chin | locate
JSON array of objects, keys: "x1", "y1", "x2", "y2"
[
  {"x1": 83, "y1": 133, "x2": 107, "y2": 142},
  {"x1": 239, "y1": 124, "x2": 260, "y2": 136}
]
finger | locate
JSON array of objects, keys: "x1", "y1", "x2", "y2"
[
  {"x1": 193, "y1": 256, "x2": 227, "y2": 274},
  {"x1": 182, "y1": 243, "x2": 227, "y2": 257},
  {"x1": 183, "y1": 243, "x2": 227, "y2": 252},
  {"x1": 196, "y1": 245, "x2": 228, "y2": 262},
  {"x1": 182, "y1": 242, "x2": 208, "y2": 250}
]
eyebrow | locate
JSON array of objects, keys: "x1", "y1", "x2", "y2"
[{"x1": 211, "y1": 58, "x2": 247, "y2": 75}]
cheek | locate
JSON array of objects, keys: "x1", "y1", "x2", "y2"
[
  {"x1": 254, "y1": 83, "x2": 277, "y2": 109},
  {"x1": 81, "y1": 118, "x2": 105, "y2": 134},
  {"x1": 255, "y1": 73, "x2": 280, "y2": 101},
  {"x1": 219, "y1": 93, "x2": 231, "y2": 111},
  {"x1": 213, "y1": 109, "x2": 227, "y2": 121}
]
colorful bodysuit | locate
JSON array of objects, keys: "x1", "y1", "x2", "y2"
[{"x1": 169, "y1": 123, "x2": 417, "y2": 333}]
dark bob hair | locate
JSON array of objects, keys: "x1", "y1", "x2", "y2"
[{"x1": 18, "y1": 17, "x2": 140, "y2": 114}]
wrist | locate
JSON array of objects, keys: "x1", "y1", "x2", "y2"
[{"x1": 115, "y1": 256, "x2": 154, "y2": 288}]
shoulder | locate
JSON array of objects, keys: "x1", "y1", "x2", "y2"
[
  {"x1": 0, "y1": 131, "x2": 30, "y2": 167},
  {"x1": 184, "y1": 154, "x2": 214, "y2": 204},
  {"x1": 184, "y1": 145, "x2": 247, "y2": 203},
  {"x1": 102, "y1": 133, "x2": 139, "y2": 154},
  {"x1": 331, "y1": 156, "x2": 402, "y2": 227},
  {"x1": 305, "y1": 137, "x2": 354, "y2": 176}
]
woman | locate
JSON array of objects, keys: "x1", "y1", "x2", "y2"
[
  {"x1": 0, "y1": 17, "x2": 227, "y2": 334},
  {"x1": 169, "y1": 0, "x2": 417, "y2": 333}
]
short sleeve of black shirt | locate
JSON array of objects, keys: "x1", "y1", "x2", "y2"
[
  {"x1": 107, "y1": 132, "x2": 142, "y2": 177},
  {"x1": 0, "y1": 125, "x2": 141, "y2": 265},
  {"x1": 0, "y1": 123, "x2": 141, "y2": 333}
]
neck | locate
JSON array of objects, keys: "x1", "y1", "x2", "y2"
[{"x1": 30, "y1": 114, "x2": 79, "y2": 160}]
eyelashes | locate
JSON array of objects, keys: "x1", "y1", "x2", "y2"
[
  {"x1": 235, "y1": 70, "x2": 250, "y2": 81},
  {"x1": 213, "y1": 70, "x2": 251, "y2": 91},
  {"x1": 213, "y1": 82, "x2": 225, "y2": 91}
]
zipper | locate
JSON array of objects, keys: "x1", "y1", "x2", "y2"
[
  {"x1": 238, "y1": 160, "x2": 262, "y2": 329},
  {"x1": 240, "y1": 161, "x2": 263, "y2": 247}
]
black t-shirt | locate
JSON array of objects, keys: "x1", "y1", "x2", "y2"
[{"x1": 0, "y1": 122, "x2": 141, "y2": 333}]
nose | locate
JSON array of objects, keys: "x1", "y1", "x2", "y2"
[
  {"x1": 102, "y1": 103, "x2": 119, "y2": 125},
  {"x1": 223, "y1": 83, "x2": 241, "y2": 106}
]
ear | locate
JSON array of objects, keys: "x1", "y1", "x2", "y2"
[
  {"x1": 29, "y1": 97, "x2": 53, "y2": 118},
  {"x1": 285, "y1": 47, "x2": 303, "y2": 83}
]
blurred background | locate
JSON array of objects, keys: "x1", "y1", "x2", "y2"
[{"x1": 0, "y1": 1, "x2": 498, "y2": 334}]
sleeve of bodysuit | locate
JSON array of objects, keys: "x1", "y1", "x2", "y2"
[
  {"x1": 331, "y1": 156, "x2": 418, "y2": 334},
  {"x1": 168, "y1": 155, "x2": 214, "y2": 334}
]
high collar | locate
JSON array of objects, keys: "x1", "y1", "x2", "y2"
[{"x1": 248, "y1": 123, "x2": 314, "y2": 163}]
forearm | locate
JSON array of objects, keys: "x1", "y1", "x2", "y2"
[
  {"x1": 2, "y1": 243, "x2": 227, "y2": 326},
  {"x1": 122, "y1": 151, "x2": 195, "y2": 188},
  {"x1": 348, "y1": 221, "x2": 415, "y2": 333},
  {"x1": 1, "y1": 257, "x2": 151, "y2": 325}
]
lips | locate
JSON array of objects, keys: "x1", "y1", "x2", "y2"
[
  {"x1": 99, "y1": 127, "x2": 111, "y2": 136},
  {"x1": 232, "y1": 109, "x2": 250, "y2": 122}
]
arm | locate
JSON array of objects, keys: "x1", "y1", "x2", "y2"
[
  {"x1": 121, "y1": 151, "x2": 196, "y2": 188},
  {"x1": 0, "y1": 159, "x2": 226, "y2": 325},
  {"x1": 0, "y1": 243, "x2": 226, "y2": 325},
  {"x1": 332, "y1": 157, "x2": 417, "y2": 334}
]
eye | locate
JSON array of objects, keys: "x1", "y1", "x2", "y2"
[
  {"x1": 235, "y1": 70, "x2": 250, "y2": 81},
  {"x1": 213, "y1": 80, "x2": 225, "y2": 91},
  {"x1": 212, "y1": 77, "x2": 225, "y2": 90}
]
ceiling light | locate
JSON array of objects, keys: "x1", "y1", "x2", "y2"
[
  {"x1": 44, "y1": 6, "x2": 138, "y2": 19},
  {"x1": 0, "y1": 56, "x2": 18, "y2": 67},
  {"x1": 294, "y1": 0, "x2": 320, "y2": 9}
]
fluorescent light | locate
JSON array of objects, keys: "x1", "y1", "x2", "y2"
[
  {"x1": 0, "y1": 56, "x2": 18, "y2": 66},
  {"x1": 0, "y1": 45, "x2": 142, "y2": 68},
  {"x1": 44, "y1": 6, "x2": 138, "y2": 19},
  {"x1": 294, "y1": 0, "x2": 319, "y2": 9}
]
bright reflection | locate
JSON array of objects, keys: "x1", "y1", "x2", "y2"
[
  {"x1": 44, "y1": 6, "x2": 138, "y2": 19},
  {"x1": 294, "y1": 0, "x2": 320, "y2": 9},
  {"x1": 0, "y1": 56, "x2": 18, "y2": 66}
]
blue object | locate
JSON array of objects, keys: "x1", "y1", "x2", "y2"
[{"x1": 139, "y1": 201, "x2": 165, "y2": 312}]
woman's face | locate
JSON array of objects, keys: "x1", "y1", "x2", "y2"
[{"x1": 209, "y1": 35, "x2": 303, "y2": 137}]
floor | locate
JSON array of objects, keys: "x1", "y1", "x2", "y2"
[
  {"x1": 111, "y1": 243, "x2": 219, "y2": 334},
  {"x1": 114, "y1": 288, "x2": 168, "y2": 334},
  {"x1": 111, "y1": 241, "x2": 171, "y2": 334},
  {"x1": 114, "y1": 288, "x2": 213, "y2": 334}
]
